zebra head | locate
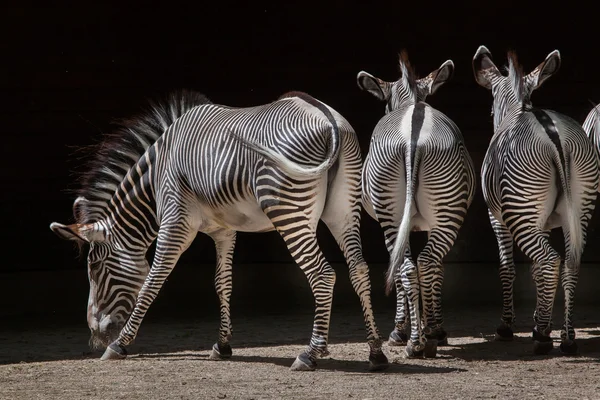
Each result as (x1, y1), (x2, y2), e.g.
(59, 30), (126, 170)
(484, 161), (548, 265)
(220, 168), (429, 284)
(357, 50), (454, 113)
(473, 45), (562, 130)
(50, 212), (149, 350)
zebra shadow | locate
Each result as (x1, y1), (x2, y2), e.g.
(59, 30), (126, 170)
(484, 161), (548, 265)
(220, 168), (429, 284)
(133, 352), (467, 374)
(437, 332), (600, 362)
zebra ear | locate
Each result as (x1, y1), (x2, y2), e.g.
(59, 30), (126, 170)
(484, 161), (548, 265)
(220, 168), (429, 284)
(357, 71), (390, 101)
(420, 59), (454, 96)
(527, 50), (561, 90)
(72, 196), (89, 221)
(50, 222), (105, 243)
(473, 45), (500, 90)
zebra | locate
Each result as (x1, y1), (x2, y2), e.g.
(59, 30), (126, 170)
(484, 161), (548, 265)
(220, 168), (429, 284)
(356, 51), (476, 358)
(50, 89), (389, 371)
(583, 104), (600, 177)
(473, 46), (599, 354)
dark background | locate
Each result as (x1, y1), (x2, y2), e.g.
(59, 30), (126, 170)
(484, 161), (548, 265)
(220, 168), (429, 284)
(2, 2), (600, 320)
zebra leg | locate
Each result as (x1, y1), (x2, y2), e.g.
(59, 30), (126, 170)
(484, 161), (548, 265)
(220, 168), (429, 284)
(559, 214), (588, 355)
(489, 210), (517, 341)
(399, 251), (425, 358)
(559, 257), (579, 355)
(378, 225), (409, 346)
(321, 217), (388, 371)
(422, 231), (448, 347)
(208, 229), (237, 360)
(101, 218), (198, 360)
(417, 227), (458, 358)
(267, 215), (335, 371)
(516, 229), (560, 355)
(390, 270), (410, 346)
(289, 241), (335, 371)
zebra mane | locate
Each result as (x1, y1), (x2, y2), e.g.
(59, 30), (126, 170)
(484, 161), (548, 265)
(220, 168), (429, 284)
(398, 50), (418, 101)
(278, 91), (310, 100)
(507, 51), (525, 104)
(72, 89), (212, 225)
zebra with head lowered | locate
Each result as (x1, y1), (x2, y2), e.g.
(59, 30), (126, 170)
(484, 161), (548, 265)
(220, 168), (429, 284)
(473, 46), (599, 354)
(50, 89), (389, 371)
(357, 51), (476, 358)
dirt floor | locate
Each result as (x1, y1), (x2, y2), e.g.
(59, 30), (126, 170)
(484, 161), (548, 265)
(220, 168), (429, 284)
(1, 305), (600, 400)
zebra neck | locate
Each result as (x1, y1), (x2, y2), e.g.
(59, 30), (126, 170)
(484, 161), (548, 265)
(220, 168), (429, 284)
(104, 146), (159, 250)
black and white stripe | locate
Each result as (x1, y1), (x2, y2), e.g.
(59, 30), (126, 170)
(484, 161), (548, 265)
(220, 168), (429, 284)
(357, 51), (476, 358)
(50, 90), (388, 371)
(473, 46), (599, 354)
(583, 104), (600, 193)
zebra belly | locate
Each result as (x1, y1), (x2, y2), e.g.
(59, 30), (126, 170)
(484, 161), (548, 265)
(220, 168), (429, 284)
(196, 199), (275, 234)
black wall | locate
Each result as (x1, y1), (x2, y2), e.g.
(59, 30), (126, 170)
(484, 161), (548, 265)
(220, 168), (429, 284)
(2, 2), (600, 274)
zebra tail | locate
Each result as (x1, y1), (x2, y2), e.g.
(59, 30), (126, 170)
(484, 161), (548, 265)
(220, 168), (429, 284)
(225, 105), (341, 179)
(385, 146), (421, 295)
(559, 156), (583, 270)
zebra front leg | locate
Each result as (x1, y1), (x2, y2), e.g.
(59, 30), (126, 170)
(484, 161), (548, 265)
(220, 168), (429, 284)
(489, 210), (517, 341)
(321, 217), (388, 371)
(208, 229), (236, 360)
(101, 220), (198, 360)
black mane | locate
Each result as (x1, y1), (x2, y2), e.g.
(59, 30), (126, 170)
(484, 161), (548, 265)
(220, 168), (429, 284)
(72, 89), (211, 224)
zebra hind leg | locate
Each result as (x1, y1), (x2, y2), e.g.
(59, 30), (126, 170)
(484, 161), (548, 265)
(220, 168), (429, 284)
(397, 253), (426, 358)
(271, 223), (335, 371)
(524, 238), (561, 355)
(321, 217), (388, 371)
(559, 231), (581, 355)
(208, 230), (236, 360)
(489, 211), (517, 341)
(388, 274), (409, 347)
(417, 226), (463, 357)
(379, 225), (410, 347)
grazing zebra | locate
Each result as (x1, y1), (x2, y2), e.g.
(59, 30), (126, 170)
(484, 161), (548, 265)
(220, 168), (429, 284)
(357, 51), (476, 358)
(50, 89), (389, 371)
(473, 46), (599, 354)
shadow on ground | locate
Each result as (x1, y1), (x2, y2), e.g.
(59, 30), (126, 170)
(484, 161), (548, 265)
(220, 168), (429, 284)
(2, 306), (599, 366)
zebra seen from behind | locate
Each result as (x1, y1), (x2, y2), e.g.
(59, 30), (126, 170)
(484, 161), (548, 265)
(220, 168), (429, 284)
(357, 51), (476, 358)
(50, 89), (389, 371)
(473, 46), (599, 354)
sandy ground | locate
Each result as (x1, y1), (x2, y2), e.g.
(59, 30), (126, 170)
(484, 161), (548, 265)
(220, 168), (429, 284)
(1, 306), (600, 400)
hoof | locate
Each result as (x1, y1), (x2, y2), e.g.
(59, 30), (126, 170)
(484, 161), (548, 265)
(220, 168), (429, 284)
(404, 340), (424, 358)
(100, 342), (127, 361)
(532, 327), (553, 355)
(388, 328), (408, 346)
(368, 351), (389, 372)
(209, 343), (232, 360)
(423, 338), (438, 358)
(290, 353), (316, 371)
(559, 340), (578, 355)
(495, 325), (514, 342)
